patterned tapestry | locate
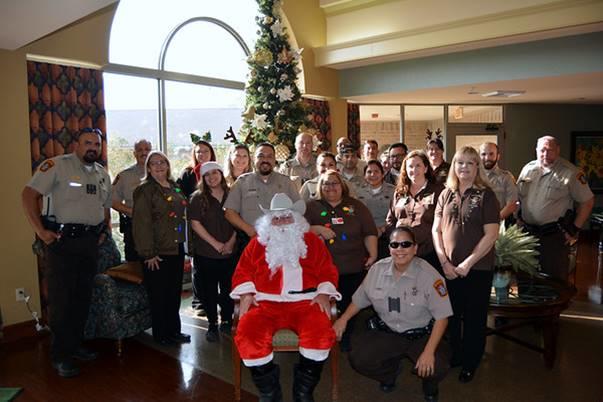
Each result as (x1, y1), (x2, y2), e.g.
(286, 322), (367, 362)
(347, 102), (360, 145)
(303, 98), (331, 151)
(27, 61), (107, 321)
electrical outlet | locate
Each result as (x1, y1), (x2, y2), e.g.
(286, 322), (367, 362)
(15, 288), (26, 302)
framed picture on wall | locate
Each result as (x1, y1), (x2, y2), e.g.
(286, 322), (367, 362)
(571, 131), (603, 193)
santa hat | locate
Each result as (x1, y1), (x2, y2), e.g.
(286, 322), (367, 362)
(200, 161), (223, 176)
(260, 193), (306, 215)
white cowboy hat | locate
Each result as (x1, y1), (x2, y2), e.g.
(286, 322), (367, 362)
(260, 193), (306, 215)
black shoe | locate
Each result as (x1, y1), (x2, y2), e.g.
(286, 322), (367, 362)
(422, 378), (439, 401)
(219, 321), (232, 335)
(206, 326), (219, 343)
(424, 394), (439, 402)
(72, 347), (98, 361)
(156, 337), (174, 346)
(459, 369), (475, 383)
(379, 382), (396, 393)
(52, 359), (80, 378)
(169, 333), (191, 343)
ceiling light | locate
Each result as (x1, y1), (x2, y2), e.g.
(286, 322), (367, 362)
(481, 90), (526, 98)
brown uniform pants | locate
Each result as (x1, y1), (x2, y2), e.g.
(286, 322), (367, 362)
(348, 317), (450, 386)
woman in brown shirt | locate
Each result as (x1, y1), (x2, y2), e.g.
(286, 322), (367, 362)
(188, 162), (236, 342)
(132, 151), (189, 345)
(386, 150), (444, 272)
(432, 146), (500, 383)
(426, 139), (450, 186)
(305, 169), (378, 350)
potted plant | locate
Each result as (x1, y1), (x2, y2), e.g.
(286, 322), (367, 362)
(493, 224), (541, 301)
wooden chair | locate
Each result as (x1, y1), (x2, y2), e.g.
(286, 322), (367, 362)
(232, 301), (339, 401)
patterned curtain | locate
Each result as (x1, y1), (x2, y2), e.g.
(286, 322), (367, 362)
(303, 97), (331, 151)
(27, 61), (107, 171)
(27, 61), (107, 321)
(347, 102), (360, 145)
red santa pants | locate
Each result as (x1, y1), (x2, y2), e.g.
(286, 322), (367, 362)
(235, 300), (335, 366)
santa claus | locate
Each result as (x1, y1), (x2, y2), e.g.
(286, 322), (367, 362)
(231, 193), (341, 402)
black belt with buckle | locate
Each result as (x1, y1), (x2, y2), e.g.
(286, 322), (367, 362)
(42, 217), (105, 238)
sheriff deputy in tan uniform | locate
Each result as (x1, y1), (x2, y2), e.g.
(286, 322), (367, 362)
(21, 128), (111, 378)
(278, 132), (317, 184)
(112, 139), (152, 261)
(479, 142), (518, 221)
(333, 227), (451, 401)
(224, 142), (300, 248)
(517, 135), (594, 281)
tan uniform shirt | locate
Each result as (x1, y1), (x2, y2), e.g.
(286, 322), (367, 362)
(517, 158), (593, 225)
(27, 153), (111, 225)
(485, 166), (518, 209)
(278, 156), (317, 183)
(353, 257), (453, 333)
(224, 171), (300, 226)
(112, 163), (145, 209)
(356, 182), (396, 228)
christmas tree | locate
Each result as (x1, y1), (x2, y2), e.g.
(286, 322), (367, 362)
(241, 0), (309, 154)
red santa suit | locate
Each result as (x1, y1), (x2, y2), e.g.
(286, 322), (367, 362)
(231, 231), (341, 366)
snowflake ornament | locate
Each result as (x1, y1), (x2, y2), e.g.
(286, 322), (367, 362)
(277, 86), (294, 102)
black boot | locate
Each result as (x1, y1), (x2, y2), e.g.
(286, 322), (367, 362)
(422, 378), (439, 402)
(249, 362), (283, 402)
(293, 356), (324, 402)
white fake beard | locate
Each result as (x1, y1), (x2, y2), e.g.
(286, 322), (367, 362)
(255, 210), (309, 274)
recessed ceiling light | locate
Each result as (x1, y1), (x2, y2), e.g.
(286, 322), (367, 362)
(481, 90), (526, 98)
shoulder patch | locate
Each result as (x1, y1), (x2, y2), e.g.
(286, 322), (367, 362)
(577, 171), (587, 185)
(112, 174), (120, 185)
(39, 160), (55, 172)
(433, 279), (448, 297)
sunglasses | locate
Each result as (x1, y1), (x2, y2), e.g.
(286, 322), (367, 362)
(389, 241), (415, 249)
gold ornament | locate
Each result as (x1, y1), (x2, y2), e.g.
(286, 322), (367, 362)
(268, 131), (278, 143)
(242, 105), (256, 120)
(275, 143), (291, 162)
(254, 48), (273, 66)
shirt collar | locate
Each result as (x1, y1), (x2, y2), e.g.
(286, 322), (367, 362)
(385, 257), (419, 280)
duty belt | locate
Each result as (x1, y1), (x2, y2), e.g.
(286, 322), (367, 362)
(43, 218), (105, 238)
(367, 315), (434, 340)
(523, 221), (559, 236)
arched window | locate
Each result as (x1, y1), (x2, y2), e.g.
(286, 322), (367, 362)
(104, 0), (256, 251)
(104, 0), (256, 177)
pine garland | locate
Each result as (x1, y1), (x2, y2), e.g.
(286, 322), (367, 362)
(241, 0), (310, 152)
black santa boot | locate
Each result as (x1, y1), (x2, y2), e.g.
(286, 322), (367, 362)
(249, 362), (283, 402)
(293, 355), (325, 402)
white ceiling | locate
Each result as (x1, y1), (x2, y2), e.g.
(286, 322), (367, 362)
(0, 0), (117, 50)
(1, 0), (601, 109)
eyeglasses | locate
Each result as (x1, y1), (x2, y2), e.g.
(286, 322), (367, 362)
(389, 241), (415, 249)
(321, 181), (341, 187)
(149, 160), (167, 166)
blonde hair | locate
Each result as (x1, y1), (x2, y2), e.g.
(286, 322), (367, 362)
(316, 169), (350, 200)
(224, 143), (252, 184)
(446, 146), (491, 191)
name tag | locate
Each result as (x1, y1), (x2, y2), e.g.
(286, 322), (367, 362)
(69, 182), (82, 187)
(331, 217), (344, 225)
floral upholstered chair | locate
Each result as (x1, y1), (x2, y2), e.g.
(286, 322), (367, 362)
(84, 236), (151, 355)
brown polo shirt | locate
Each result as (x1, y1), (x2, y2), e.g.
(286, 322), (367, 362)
(432, 162), (450, 186)
(435, 187), (500, 271)
(188, 191), (235, 259)
(386, 181), (444, 257)
(305, 196), (378, 275)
